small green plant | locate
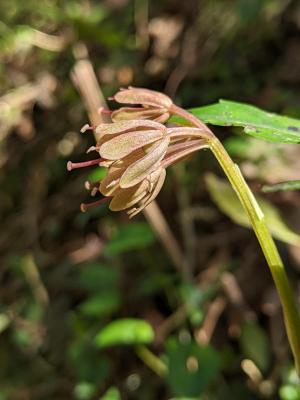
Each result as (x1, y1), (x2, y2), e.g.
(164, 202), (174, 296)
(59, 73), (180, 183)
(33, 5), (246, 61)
(68, 87), (300, 374)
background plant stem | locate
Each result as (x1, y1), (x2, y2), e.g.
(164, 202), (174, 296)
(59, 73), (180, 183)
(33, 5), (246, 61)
(171, 105), (300, 374)
(135, 345), (168, 377)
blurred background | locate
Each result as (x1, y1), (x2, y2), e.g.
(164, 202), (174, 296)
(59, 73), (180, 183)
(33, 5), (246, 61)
(1, 0), (300, 399)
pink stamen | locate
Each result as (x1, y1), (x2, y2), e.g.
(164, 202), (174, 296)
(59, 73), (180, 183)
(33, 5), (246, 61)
(67, 158), (102, 171)
(98, 107), (112, 115)
(80, 197), (108, 212)
(84, 181), (99, 197)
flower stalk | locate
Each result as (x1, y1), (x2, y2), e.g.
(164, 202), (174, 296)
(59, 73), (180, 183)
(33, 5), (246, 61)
(170, 104), (300, 374)
(68, 86), (300, 372)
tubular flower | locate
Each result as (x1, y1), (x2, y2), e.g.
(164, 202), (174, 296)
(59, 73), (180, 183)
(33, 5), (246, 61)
(94, 119), (170, 216)
(67, 91), (210, 217)
(110, 87), (173, 123)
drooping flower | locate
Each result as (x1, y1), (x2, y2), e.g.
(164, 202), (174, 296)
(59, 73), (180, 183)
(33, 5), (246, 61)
(67, 89), (210, 217)
(92, 119), (170, 216)
(100, 161), (167, 217)
(110, 87), (173, 123)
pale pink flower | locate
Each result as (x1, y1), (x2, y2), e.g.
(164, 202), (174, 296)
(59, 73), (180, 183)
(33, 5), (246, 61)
(68, 91), (210, 217)
(110, 87), (172, 123)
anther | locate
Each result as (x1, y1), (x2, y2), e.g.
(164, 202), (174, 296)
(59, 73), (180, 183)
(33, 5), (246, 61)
(91, 187), (98, 197)
(80, 124), (95, 133)
(84, 181), (99, 190)
(80, 197), (108, 212)
(67, 158), (102, 171)
(86, 146), (99, 154)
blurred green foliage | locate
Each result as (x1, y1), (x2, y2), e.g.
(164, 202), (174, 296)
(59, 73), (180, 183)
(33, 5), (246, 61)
(262, 181), (300, 193)
(206, 173), (300, 246)
(166, 339), (221, 397)
(239, 321), (271, 373)
(95, 319), (155, 348)
(1, 0), (300, 399)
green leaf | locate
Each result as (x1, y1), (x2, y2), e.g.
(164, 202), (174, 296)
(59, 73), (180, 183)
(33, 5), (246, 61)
(0, 314), (10, 333)
(68, 343), (109, 383)
(279, 384), (300, 400)
(87, 167), (107, 183)
(100, 387), (121, 400)
(214, 381), (258, 400)
(104, 222), (156, 255)
(166, 339), (221, 397)
(187, 100), (300, 144)
(172, 398), (199, 400)
(77, 264), (120, 317)
(74, 382), (96, 400)
(205, 173), (300, 246)
(262, 180), (300, 193)
(284, 366), (300, 386)
(95, 319), (154, 348)
(240, 321), (271, 373)
(78, 263), (119, 292)
(79, 293), (120, 317)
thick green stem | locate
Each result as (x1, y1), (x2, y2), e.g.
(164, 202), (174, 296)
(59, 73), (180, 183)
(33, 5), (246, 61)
(210, 137), (300, 373)
(170, 104), (300, 373)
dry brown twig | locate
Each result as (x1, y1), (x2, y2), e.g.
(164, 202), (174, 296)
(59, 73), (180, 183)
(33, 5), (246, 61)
(195, 296), (227, 344)
(70, 44), (186, 276)
(0, 74), (57, 142)
(156, 250), (228, 343)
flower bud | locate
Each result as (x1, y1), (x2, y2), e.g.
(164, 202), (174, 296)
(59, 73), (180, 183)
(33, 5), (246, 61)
(111, 87), (173, 123)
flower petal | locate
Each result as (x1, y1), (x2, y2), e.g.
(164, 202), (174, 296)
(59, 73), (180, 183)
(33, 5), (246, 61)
(99, 168), (123, 196)
(128, 169), (166, 217)
(148, 168), (166, 198)
(109, 180), (149, 211)
(111, 107), (169, 123)
(114, 87), (172, 108)
(119, 138), (169, 188)
(99, 130), (164, 160)
(110, 148), (145, 169)
(99, 149), (146, 195)
(99, 159), (114, 168)
(95, 119), (164, 136)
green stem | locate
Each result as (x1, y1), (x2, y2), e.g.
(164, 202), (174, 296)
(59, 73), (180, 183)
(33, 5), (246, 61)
(135, 345), (168, 377)
(210, 137), (300, 373)
(170, 104), (300, 374)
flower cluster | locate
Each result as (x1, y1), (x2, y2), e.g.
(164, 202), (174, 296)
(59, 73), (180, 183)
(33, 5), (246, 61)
(68, 87), (211, 217)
